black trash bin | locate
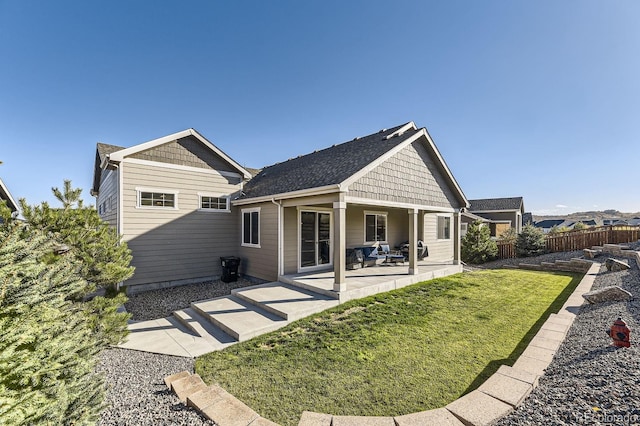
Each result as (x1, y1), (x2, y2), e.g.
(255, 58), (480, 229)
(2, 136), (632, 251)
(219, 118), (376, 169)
(220, 256), (241, 283)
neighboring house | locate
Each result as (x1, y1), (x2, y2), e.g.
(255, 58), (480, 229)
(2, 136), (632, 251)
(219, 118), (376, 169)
(522, 212), (533, 226)
(460, 211), (490, 237)
(533, 219), (565, 234)
(92, 122), (469, 293)
(628, 218), (640, 226)
(0, 177), (19, 215)
(467, 197), (525, 237)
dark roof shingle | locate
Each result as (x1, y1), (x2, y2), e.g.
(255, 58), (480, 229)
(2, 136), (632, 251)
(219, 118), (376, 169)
(240, 124), (418, 199)
(468, 197), (524, 212)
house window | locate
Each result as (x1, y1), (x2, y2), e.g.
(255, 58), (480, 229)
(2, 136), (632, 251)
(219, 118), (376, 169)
(437, 215), (451, 240)
(242, 208), (260, 247)
(365, 212), (387, 242)
(199, 194), (229, 212)
(136, 189), (178, 208)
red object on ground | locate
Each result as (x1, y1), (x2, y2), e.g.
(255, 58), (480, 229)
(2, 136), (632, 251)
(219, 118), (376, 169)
(608, 318), (631, 348)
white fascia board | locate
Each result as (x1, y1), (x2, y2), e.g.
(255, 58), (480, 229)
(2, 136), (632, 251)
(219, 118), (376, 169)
(109, 129), (193, 162)
(340, 127), (469, 210)
(471, 209), (519, 214)
(345, 196), (455, 213)
(384, 121), (417, 139)
(0, 178), (19, 212)
(189, 128), (252, 180)
(231, 184), (342, 206)
(421, 127), (469, 209)
(108, 128), (252, 180)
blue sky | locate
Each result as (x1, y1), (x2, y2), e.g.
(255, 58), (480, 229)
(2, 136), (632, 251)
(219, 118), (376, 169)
(1, 1), (638, 215)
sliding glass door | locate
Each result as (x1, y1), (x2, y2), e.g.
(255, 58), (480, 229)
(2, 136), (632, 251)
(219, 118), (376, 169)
(300, 210), (332, 269)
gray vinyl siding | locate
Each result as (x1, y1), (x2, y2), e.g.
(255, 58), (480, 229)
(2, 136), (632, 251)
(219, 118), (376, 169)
(130, 136), (238, 173)
(121, 160), (241, 288)
(345, 205), (408, 249)
(422, 213), (454, 262)
(348, 140), (459, 209)
(238, 202), (279, 282)
(97, 169), (118, 228)
(283, 207), (298, 275)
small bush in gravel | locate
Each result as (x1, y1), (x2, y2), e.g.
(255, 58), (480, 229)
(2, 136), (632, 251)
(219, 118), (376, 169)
(461, 220), (498, 264)
(516, 223), (547, 257)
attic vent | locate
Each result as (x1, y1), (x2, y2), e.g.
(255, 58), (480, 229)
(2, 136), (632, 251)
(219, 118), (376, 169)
(379, 128), (387, 133)
(353, 136), (360, 141)
(385, 130), (406, 140)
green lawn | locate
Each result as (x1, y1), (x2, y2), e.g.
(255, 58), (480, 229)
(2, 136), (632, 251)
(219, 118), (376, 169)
(195, 269), (581, 426)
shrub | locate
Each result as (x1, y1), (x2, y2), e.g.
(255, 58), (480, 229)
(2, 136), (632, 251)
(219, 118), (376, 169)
(516, 224), (547, 257)
(498, 227), (517, 244)
(573, 222), (588, 230)
(0, 223), (105, 424)
(461, 220), (498, 264)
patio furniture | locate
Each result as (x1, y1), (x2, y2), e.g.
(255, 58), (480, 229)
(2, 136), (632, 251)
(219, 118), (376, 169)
(378, 244), (406, 264)
(346, 248), (365, 270)
(398, 240), (428, 260)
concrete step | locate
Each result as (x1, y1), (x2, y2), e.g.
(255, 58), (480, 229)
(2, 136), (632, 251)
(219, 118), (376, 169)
(173, 308), (237, 346)
(232, 282), (340, 321)
(191, 295), (288, 342)
(279, 275), (341, 300)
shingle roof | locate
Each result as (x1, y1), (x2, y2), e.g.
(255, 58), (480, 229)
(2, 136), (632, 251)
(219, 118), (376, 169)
(92, 143), (125, 195)
(97, 143), (125, 162)
(468, 197), (524, 212)
(240, 124), (419, 199)
(534, 219), (565, 228)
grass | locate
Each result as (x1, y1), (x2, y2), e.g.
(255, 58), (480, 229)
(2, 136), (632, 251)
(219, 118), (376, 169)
(195, 269), (582, 425)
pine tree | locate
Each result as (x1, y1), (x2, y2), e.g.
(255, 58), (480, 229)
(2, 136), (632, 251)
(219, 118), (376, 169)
(19, 180), (133, 345)
(516, 223), (547, 257)
(0, 223), (105, 424)
(461, 220), (498, 264)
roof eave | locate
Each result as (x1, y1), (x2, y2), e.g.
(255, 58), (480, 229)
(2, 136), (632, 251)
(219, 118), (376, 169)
(0, 178), (19, 212)
(232, 184), (343, 206)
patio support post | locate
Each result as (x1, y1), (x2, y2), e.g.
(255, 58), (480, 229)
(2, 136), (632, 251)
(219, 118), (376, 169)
(453, 210), (461, 265)
(332, 195), (347, 292)
(408, 208), (419, 275)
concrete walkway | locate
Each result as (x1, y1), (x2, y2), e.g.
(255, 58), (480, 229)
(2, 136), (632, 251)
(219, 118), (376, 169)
(118, 263), (462, 357)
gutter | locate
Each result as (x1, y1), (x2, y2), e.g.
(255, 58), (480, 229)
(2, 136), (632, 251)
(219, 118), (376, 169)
(232, 184), (341, 206)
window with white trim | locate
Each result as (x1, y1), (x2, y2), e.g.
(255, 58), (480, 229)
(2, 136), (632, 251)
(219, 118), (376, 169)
(137, 189), (178, 208)
(199, 194), (230, 212)
(365, 211), (387, 243)
(437, 215), (451, 240)
(242, 208), (260, 247)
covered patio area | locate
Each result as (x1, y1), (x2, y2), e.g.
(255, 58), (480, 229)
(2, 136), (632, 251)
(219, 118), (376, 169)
(281, 260), (463, 302)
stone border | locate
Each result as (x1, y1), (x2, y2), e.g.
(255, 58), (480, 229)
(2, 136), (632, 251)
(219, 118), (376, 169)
(163, 257), (613, 426)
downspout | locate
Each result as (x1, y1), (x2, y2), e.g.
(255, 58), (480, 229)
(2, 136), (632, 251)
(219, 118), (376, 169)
(113, 160), (124, 290)
(271, 198), (283, 278)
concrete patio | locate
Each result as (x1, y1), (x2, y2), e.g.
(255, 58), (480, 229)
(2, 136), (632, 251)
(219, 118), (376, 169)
(119, 261), (462, 357)
(281, 260), (463, 302)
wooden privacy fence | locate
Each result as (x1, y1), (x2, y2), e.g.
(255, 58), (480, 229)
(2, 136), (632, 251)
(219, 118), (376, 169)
(496, 225), (640, 259)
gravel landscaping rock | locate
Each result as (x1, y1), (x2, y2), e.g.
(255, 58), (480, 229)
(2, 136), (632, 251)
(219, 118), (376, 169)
(125, 278), (261, 321)
(497, 244), (640, 425)
(468, 250), (585, 271)
(97, 348), (214, 426)
(100, 244), (640, 425)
